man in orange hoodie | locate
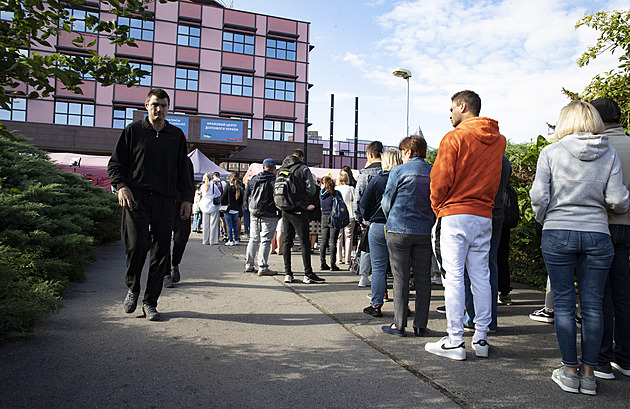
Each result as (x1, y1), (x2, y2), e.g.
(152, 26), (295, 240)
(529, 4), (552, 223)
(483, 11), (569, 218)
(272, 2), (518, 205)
(425, 90), (506, 360)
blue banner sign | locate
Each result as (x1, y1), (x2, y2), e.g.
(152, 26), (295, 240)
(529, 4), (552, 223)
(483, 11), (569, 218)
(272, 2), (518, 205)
(166, 116), (189, 138)
(200, 118), (243, 142)
(144, 114), (190, 138)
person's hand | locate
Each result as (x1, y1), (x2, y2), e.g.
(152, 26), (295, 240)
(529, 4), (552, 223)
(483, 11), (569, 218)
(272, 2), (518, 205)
(117, 187), (135, 210)
(307, 204), (315, 211)
(180, 201), (192, 220)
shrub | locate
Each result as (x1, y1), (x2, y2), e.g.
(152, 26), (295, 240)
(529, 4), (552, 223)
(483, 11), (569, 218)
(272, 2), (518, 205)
(0, 136), (121, 341)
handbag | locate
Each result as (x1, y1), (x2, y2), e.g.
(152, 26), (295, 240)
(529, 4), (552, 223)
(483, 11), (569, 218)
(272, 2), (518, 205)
(219, 204), (229, 213)
(358, 225), (370, 253)
(212, 181), (222, 205)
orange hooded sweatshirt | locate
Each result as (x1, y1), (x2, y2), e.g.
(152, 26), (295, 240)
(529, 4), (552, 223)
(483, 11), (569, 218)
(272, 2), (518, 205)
(430, 116), (506, 219)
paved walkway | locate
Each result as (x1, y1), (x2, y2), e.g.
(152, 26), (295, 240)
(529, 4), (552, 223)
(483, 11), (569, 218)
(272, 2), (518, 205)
(1, 232), (629, 408)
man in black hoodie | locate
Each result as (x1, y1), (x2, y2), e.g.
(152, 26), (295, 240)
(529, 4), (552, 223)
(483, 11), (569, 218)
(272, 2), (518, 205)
(278, 149), (325, 284)
(244, 158), (280, 276)
(108, 88), (193, 321)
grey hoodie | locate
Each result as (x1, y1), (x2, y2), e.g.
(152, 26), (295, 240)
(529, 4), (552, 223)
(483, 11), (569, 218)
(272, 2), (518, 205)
(530, 132), (629, 234)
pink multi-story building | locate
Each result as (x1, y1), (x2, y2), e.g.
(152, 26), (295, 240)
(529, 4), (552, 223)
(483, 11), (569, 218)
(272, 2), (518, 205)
(2, 0), (324, 166)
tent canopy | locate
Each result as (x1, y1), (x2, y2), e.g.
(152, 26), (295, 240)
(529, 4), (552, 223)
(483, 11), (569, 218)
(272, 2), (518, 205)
(188, 148), (231, 181)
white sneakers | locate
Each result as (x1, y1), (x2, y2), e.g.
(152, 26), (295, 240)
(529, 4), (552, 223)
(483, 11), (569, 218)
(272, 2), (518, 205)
(472, 339), (489, 358)
(225, 241), (234, 246)
(358, 275), (371, 287)
(425, 336), (467, 361)
(424, 336), (491, 361)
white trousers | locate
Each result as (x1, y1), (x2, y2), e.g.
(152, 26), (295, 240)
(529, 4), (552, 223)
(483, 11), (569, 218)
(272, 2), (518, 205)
(433, 214), (492, 344)
(203, 210), (220, 245)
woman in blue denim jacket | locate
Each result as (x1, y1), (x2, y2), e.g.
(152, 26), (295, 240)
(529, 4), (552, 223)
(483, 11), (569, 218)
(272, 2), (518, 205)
(380, 136), (435, 337)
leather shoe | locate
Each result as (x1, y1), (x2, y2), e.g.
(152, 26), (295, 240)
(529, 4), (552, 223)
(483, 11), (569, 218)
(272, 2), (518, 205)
(381, 323), (406, 337)
(412, 326), (425, 337)
(320, 264), (331, 270)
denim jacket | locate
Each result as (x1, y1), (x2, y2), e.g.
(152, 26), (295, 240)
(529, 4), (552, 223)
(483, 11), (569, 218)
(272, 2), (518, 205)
(382, 157), (434, 235)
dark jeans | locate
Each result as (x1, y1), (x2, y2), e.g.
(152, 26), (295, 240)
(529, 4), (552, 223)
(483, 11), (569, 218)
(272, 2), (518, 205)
(320, 214), (339, 267)
(599, 224), (630, 368)
(542, 229), (613, 367)
(282, 209), (313, 275)
(122, 190), (175, 307)
(386, 232), (432, 330)
(464, 216), (503, 331)
(168, 203), (191, 268)
(497, 224), (513, 295)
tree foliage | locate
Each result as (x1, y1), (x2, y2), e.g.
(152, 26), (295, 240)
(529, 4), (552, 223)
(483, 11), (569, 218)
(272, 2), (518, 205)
(0, 136), (121, 341)
(0, 0), (165, 138)
(564, 10), (630, 128)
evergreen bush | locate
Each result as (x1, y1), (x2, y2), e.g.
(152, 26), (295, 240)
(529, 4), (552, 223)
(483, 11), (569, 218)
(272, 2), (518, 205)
(0, 136), (120, 342)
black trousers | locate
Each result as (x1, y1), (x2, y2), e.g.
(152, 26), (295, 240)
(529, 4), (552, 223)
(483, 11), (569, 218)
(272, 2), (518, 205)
(282, 209), (313, 275)
(320, 214), (338, 266)
(169, 202), (191, 268)
(122, 190), (175, 307)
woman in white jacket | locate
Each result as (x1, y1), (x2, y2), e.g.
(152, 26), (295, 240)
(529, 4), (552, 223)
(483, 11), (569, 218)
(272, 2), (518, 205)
(199, 172), (222, 245)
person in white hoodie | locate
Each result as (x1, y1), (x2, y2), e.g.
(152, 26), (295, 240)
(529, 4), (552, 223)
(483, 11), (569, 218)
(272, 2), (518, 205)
(530, 100), (629, 396)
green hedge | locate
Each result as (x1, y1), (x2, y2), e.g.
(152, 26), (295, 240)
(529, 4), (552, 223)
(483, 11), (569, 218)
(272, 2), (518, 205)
(0, 136), (121, 342)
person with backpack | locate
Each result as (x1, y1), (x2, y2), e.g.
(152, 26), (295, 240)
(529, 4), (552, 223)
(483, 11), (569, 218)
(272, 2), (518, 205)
(244, 158), (280, 276)
(199, 172), (223, 245)
(274, 149), (325, 284)
(319, 176), (341, 271)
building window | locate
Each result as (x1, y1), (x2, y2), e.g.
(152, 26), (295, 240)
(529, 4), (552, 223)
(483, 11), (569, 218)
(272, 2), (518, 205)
(266, 39), (296, 61)
(54, 101), (94, 126)
(113, 107), (137, 129)
(265, 79), (295, 102)
(263, 120), (293, 141)
(222, 32), (254, 55)
(130, 62), (152, 87)
(221, 74), (253, 97)
(177, 25), (200, 47)
(175, 68), (198, 91)
(64, 8), (99, 33)
(230, 117), (251, 139)
(0, 98), (26, 121)
(118, 17), (154, 41)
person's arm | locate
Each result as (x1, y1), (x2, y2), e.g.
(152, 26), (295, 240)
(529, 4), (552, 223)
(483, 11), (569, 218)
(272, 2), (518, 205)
(430, 134), (458, 215)
(381, 169), (398, 217)
(604, 149), (630, 214)
(359, 180), (375, 222)
(353, 173), (367, 223)
(107, 127), (135, 210)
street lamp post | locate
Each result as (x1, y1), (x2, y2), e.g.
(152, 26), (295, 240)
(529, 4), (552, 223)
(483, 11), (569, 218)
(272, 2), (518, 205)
(393, 68), (412, 137)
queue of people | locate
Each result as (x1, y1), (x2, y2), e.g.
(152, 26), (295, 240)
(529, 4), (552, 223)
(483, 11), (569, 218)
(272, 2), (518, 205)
(109, 88), (630, 397)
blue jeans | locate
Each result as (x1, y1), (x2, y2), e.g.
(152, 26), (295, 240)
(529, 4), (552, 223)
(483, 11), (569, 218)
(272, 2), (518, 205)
(368, 223), (388, 307)
(542, 229), (613, 367)
(464, 216), (503, 331)
(599, 224), (630, 367)
(224, 212), (239, 242)
(243, 207), (250, 235)
(193, 212), (202, 231)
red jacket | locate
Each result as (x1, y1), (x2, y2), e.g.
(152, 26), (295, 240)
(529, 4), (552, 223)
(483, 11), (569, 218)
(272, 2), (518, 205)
(430, 116), (506, 219)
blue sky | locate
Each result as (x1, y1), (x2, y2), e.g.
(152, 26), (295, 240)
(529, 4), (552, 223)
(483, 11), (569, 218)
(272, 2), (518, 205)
(231, 0), (629, 149)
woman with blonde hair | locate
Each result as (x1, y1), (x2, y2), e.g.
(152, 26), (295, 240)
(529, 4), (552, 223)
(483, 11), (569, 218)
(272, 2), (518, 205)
(336, 169), (356, 265)
(531, 100), (629, 395)
(360, 149), (403, 317)
(199, 172), (222, 245)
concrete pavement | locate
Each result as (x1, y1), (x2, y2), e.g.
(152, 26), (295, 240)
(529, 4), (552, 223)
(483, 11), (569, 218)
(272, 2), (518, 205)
(1, 232), (629, 408)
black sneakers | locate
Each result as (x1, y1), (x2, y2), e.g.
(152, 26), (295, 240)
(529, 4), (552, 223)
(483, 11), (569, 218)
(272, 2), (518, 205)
(303, 273), (326, 284)
(320, 263), (331, 270)
(172, 265), (181, 283)
(142, 303), (160, 321)
(363, 304), (383, 317)
(123, 290), (139, 313)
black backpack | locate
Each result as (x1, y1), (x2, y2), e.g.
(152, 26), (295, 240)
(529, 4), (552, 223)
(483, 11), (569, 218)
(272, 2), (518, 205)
(274, 165), (301, 211)
(248, 176), (275, 217)
(503, 183), (520, 229)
